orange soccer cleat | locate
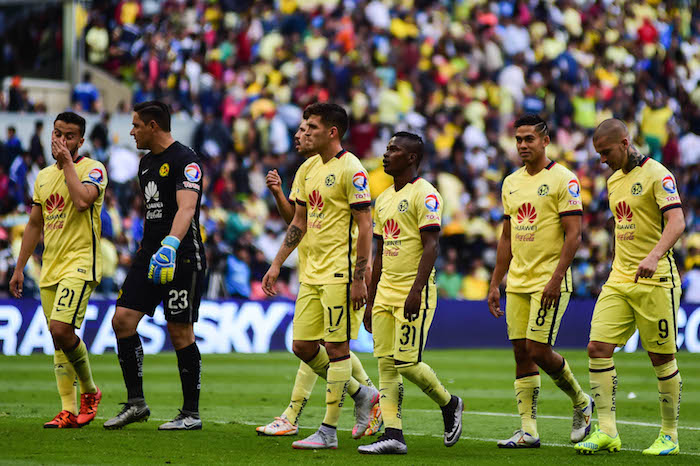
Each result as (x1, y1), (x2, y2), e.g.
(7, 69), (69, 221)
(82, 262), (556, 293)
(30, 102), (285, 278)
(44, 410), (79, 429)
(77, 387), (102, 426)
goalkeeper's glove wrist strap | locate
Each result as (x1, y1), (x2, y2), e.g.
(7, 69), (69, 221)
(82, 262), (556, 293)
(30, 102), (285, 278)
(162, 235), (180, 250)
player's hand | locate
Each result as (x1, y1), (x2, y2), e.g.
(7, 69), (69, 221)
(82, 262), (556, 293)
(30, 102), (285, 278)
(541, 277), (562, 310)
(148, 235), (179, 285)
(9, 269), (24, 298)
(266, 170), (283, 195)
(262, 264), (280, 297)
(51, 137), (72, 166)
(350, 279), (367, 310)
(363, 305), (373, 333)
(635, 253), (659, 282)
(403, 289), (421, 322)
(488, 286), (503, 318)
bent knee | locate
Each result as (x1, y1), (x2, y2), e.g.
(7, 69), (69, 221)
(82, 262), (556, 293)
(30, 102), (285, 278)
(293, 341), (318, 361)
(587, 341), (615, 358)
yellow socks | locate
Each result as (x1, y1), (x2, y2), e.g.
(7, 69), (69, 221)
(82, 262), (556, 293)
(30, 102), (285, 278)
(378, 357), (403, 430)
(350, 351), (374, 388)
(396, 362), (451, 407)
(322, 355), (352, 427)
(282, 361), (318, 425)
(64, 338), (97, 394)
(550, 358), (588, 408)
(654, 359), (682, 442)
(54, 350), (77, 415)
(514, 373), (540, 437)
(589, 357), (617, 437)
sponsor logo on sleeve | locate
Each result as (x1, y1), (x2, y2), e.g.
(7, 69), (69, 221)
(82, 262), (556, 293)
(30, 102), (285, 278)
(352, 171), (368, 191)
(662, 175), (676, 194)
(425, 193), (440, 212)
(88, 168), (104, 184)
(184, 163), (202, 183)
(567, 179), (580, 197)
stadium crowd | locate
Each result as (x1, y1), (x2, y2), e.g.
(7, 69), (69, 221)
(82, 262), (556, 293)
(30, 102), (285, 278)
(1, 0), (699, 301)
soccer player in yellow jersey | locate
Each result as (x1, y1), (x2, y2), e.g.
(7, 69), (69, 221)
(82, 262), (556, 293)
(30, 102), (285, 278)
(574, 119), (685, 456)
(488, 114), (592, 447)
(256, 120), (380, 437)
(262, 103), (380, 449)
(358, 132), (464, 455)
(10, 112), (107, 428)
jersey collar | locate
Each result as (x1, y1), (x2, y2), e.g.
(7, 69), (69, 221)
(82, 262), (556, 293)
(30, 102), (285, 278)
(334, 149), (347, 159)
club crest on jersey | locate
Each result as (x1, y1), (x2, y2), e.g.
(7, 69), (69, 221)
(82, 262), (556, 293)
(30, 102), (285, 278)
(88, 168), (104, 184)
(567, 179), (580, 198)
(538, 184), (549, 196)
(398, 199), (409, 213)
(615, 201), (633, 222)
(662, 175), (676, 194)
(517, 203), (537, 224)
(184, 163), (202, 182)
(352, 172), (368, 191)
(325, 174), (336, 187)
(631, 182), (643, 196)
(159, 163), (170, 177)
(425, 193), (440, 212)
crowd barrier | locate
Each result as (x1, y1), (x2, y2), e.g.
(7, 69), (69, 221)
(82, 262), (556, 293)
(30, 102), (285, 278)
(1, 299), (698, 355)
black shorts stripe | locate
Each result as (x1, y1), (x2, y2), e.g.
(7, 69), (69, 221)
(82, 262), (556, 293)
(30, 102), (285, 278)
(589, 366), (615, 373)
(71, 281), (89, 327)
(188, 270), (197, 322)
(346, 282), (351, 341)
(516, 371), (540, 379)
(417, 287), (429, 363)
(658, 369), (679, 381)
(662, 214), (679, 349)
(547, 300), (560, 346)
(347, 210), (353, 342)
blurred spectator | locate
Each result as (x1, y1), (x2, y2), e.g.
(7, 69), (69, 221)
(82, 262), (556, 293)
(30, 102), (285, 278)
(90, 112), (111, 162)
(225, 245), (252, 299)
(437, 260), (463, 299)
(4, 126), (23, 167)
(86, 17), (109, 65)
(72, 72), (100, 113)
(29, 120), (45, 163)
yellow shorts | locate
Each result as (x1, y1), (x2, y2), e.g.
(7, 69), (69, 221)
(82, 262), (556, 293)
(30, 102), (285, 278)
(40, 278), (97, 329)
(372, 303), (436, 364)
(506, 291), (571, 345)
(590, 282), (681, 354)
(292, 283), (362, 343)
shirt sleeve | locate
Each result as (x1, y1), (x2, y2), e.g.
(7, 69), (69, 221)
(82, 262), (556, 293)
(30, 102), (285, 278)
(175, 147), (203, 192)
(558, 173), (583, 216)
(653, 167), (682, 213)
(417, 185), (442, 231)
(31, 175), (42, 206)
(345, 158), (371, 209)
(372, 198), (382, 238)
(501, 179), (511, 219)
(82, 161), (108, 193)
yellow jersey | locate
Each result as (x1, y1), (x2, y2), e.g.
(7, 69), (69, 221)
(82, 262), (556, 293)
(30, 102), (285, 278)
(502, 161), (582, 293)
(295, 150), (371, 284)
(372, 177), (441, 308)
(288, 157), (314, 277)
(607, 157), (681, 287)
(32, 156), (107, 287)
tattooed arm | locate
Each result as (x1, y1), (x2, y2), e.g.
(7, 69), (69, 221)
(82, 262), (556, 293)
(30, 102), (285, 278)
(350, 205), (372, 310)
(262, 204), (307, 296)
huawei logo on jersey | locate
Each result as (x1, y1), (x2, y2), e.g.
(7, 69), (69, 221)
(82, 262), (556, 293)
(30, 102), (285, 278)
(384, 219), (400, 239)
(615, 201), (633, 222)
(46, 193), (65, 213)
(145, 181), (160, 202)
(516, 203), (537, 224)
(309, 190), (324, 211)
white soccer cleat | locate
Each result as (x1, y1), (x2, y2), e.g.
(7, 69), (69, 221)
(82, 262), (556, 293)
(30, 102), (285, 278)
(357, 434), (407, 455)
(352, 386), (381, 439)
(256, 415), (298, 436)
(442, 395), (464, 447)
(292, 428), (338, 450)
(571, 394), (595, 443)
(497, 429), (541, 448)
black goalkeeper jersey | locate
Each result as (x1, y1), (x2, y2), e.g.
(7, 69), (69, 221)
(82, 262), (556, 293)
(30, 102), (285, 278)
(136, 141), (206, 271)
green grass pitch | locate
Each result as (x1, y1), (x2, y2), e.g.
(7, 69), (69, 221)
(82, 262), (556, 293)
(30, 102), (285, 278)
(1, 349), (698, 464)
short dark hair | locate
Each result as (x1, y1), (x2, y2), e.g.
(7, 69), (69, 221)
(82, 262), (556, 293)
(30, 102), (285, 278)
(54, 112), (86, 137)
(393, 131), (425, 166)
(514, 113), (549, 138)
(134, 101), (171, 132)
(303, 102), (348, 138)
